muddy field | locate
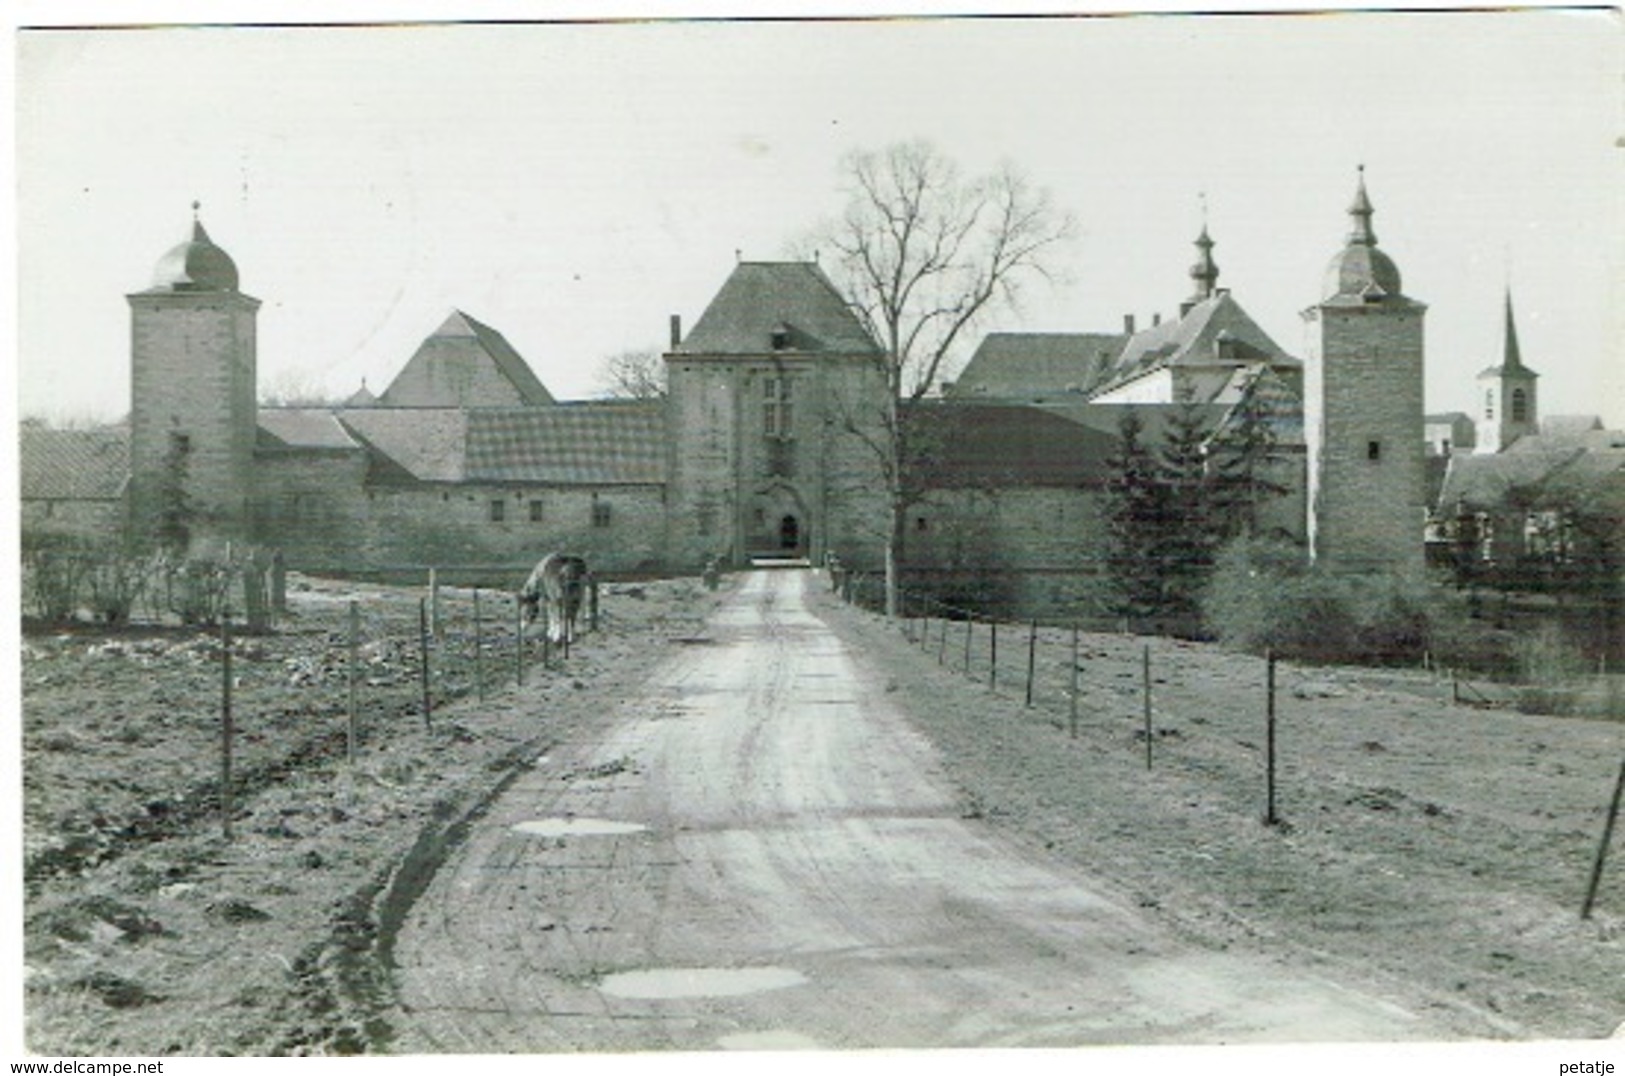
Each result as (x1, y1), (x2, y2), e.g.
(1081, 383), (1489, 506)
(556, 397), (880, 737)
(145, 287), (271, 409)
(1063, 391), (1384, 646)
(20, 573), (723, 1054)
(17, 569), (1625, 1053)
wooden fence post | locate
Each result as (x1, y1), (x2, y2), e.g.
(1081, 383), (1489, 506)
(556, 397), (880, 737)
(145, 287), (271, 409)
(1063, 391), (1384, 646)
(964, 617), (973, 677)
(589, 576), (599, 632)
(938, 613), (948, 665)
(473, 588), (485, 702)
(1265, 647), (1279, 826)
(1069, 624), (1079, 739)
(429, 567), (442, 640)
(347, 600), (359, 765)
(1025, 620), (1038, 708)
(990, 620), (999, 692)
(515, 597), (525, 687)
(270, 550), (286, 621)
(220, 616), (234, 841)
(418, 597), (432, 730)
(1143, 643), (1153, 771)
(1582, 758), (1625, 919)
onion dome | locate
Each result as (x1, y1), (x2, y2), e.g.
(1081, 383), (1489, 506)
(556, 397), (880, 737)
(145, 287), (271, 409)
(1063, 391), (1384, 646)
(149, 203), (240, 292)
(1188, 223), (1219, 303)
(1321, 167), (1403, 302)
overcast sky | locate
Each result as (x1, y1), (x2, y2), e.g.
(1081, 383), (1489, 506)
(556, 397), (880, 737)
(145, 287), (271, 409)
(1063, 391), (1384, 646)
(13, 6), (1623, 428)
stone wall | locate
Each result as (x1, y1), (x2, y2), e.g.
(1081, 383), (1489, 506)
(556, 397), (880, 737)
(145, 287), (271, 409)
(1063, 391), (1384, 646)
(127, 292), (259, 552)
(1304, 302), (1425, 574)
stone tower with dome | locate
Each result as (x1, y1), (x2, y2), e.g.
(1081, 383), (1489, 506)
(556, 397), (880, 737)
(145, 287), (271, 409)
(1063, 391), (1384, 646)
(1301, 169), (1427, 572)
(126, 205), (261, 553)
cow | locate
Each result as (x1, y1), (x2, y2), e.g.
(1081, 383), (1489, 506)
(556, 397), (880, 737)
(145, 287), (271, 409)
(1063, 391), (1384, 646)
(519, 553), (591, 645)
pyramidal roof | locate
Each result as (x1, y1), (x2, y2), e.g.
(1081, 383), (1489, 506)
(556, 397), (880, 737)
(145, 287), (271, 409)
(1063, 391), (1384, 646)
(674, 261), (882, 356)
(379, 309), (555, 408)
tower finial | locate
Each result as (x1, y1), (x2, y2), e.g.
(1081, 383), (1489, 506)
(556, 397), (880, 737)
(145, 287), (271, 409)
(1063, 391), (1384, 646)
(1346, 165), (1376, 247)
(192, 199), (201, 220)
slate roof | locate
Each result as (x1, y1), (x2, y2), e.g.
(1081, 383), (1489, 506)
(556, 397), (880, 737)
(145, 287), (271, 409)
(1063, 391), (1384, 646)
(909, 402), (1120, 488)
(339, 408), (470, 483)
(1093, 291), (1298, 399)
(257, 409), (361, 451)
(379, 310), (555, 407)
(1437, 429), (1625, 513)
(19, 426), (129, 500)
(675, 262), (882, 356)
(949, 333), (1126, 400)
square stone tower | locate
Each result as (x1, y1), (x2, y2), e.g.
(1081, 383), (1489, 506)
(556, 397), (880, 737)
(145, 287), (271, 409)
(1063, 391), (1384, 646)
(664, 260), (890, 569)
(126, 209), (260, 554)
(1302, 171), (1427, 574)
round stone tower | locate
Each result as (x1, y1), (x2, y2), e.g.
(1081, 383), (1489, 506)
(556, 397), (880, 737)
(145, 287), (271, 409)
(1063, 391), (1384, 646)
(1301, 169), (1427, 573)
(126, 205), (260, 554)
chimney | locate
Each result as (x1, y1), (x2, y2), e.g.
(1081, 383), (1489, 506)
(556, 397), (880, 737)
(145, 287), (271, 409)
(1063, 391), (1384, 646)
(1124, 314), (1136, 335)
(669, 314), (682, 349)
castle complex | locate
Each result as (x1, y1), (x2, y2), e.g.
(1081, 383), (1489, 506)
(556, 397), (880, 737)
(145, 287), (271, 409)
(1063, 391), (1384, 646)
(23, 172), (1616, 618)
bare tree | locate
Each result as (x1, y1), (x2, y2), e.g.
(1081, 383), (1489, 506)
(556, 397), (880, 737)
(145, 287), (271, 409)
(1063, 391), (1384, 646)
(597, 348), (667, 401)
(816, 140), (1075, 615)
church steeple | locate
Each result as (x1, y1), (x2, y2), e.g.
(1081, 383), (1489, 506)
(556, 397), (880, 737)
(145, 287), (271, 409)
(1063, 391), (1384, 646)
(1475, 286), (1539, 454)
(1501, 287), (1526, 372)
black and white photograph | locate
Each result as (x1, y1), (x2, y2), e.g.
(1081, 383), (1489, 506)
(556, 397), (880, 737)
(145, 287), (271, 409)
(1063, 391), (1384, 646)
(8, 1), (1623, 1069)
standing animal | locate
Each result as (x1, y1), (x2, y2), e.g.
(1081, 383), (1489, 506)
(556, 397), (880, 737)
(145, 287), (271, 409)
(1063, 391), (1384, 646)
(519, 553), (590, 644)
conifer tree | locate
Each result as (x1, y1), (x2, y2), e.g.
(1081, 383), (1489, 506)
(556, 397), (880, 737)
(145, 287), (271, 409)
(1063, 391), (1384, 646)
(1156, 389), (1218, 617)
(1104, 406), (1165, 622)
(1209, 378), (1287, 541)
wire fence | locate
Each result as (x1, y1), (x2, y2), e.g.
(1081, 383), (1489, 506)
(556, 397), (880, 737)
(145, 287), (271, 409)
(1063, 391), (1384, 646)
(828, 565), (1625, 919)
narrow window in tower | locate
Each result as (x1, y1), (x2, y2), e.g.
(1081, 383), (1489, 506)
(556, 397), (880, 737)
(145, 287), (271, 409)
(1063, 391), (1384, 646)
(1485, 390), (1495, 421)
(1511, 388), (1528, 423)
(1367, 440), (1382, 462)
(169, 432), (191, 456)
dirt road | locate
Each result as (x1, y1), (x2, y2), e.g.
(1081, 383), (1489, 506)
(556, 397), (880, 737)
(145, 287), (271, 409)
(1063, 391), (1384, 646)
(389, 569), (1447, 1051)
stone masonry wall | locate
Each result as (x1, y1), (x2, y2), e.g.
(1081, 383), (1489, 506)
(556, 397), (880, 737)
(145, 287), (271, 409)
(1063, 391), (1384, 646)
(1305, 303), (1425, 574)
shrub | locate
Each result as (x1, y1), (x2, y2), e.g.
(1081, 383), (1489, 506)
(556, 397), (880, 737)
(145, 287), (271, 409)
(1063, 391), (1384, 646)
(1202, 535), (1445, 666)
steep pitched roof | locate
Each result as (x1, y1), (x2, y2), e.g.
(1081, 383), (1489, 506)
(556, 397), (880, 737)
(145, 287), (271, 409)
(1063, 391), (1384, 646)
(1092, 291), (1298, 399)
(378, 310), (555, 408)
(909, 402), (1120, 488)
(465, 404), (666, 485)
(19, 426), (129, 500)
(950, 333), (1126, 400)
(675, 262), (881, 356)
(1435, 429), (1625, 512)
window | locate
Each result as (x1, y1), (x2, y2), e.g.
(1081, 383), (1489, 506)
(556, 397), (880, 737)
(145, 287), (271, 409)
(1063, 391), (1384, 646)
(528, 500), (544, 523)
(1511, 388), (1528, 423)
(168, 432), (191, 456)
(915, 516), (929, 532)
(489, 499), (506, 523)
(763, 377), (794, 439)
(1485, 389), (1495, 421)
(592, 500), (612, 528)
(1367, 440), (1382, 462)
